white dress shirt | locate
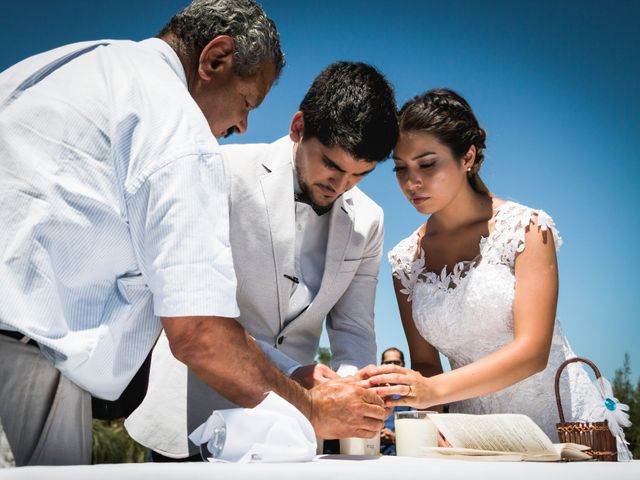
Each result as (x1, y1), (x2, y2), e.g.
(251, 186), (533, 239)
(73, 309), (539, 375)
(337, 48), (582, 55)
(0, 38), (239, 400)
(287, 168), (330, 323)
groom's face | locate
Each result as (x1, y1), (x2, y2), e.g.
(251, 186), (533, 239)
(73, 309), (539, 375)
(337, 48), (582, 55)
(293, 137), (376, 208)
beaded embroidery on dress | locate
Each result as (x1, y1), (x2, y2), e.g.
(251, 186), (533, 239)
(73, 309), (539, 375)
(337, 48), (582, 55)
(389, 201), (601, 440)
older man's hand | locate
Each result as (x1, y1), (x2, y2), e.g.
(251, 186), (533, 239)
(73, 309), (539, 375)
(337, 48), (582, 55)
(308, 377), (386, 439)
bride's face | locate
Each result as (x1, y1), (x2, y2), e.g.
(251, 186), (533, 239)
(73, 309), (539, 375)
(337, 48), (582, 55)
(393, 131), (469, 215)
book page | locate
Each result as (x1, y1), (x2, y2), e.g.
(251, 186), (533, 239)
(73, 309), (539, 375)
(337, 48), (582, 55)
(428, 414), (556, 454)
(420, 447), (528, 462)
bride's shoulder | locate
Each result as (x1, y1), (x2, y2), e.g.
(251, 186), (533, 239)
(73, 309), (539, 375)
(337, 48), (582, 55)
(494, 199), (557, 226)
(491, 198), (563, 252)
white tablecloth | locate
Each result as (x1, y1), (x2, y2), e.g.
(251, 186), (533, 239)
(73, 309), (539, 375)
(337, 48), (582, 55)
(0, 455), (638, 480)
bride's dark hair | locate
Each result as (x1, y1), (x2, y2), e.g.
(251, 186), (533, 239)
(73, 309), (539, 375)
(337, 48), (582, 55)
(398, 88), (490, 196)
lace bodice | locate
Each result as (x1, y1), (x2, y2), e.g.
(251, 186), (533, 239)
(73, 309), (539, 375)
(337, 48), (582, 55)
(389, 201), (600, 439)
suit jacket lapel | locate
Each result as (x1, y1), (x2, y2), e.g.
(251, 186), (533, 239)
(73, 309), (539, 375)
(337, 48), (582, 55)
(259, 138), (296, 329)
(279, 192), (355, 335)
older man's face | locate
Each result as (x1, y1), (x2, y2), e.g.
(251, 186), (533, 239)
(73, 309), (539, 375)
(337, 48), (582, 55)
(195, 61), (276, 139)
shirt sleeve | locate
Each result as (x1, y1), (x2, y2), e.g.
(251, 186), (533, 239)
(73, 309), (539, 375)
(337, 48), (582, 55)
(254, 339), (302, 376)
(126, 152), (240, 318)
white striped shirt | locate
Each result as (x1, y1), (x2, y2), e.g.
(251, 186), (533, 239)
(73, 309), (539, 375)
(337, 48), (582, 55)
(0, 38), (239, 400)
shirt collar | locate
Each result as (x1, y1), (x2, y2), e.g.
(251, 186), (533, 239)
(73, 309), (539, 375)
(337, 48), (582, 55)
(290, 142), (302, 195)
(139, 38), (188, 88)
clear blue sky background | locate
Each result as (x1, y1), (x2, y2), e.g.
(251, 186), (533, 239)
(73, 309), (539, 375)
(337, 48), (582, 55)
(2, 1), (638, 382)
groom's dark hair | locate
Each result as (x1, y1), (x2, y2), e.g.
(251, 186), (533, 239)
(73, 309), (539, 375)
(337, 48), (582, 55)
(299, 62), (398, 163)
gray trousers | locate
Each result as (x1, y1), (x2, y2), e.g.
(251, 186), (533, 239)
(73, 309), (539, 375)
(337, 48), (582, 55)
(0, 335), (92, 465)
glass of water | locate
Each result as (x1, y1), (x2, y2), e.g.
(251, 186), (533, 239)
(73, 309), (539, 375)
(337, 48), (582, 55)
(198, 412), (227, 461)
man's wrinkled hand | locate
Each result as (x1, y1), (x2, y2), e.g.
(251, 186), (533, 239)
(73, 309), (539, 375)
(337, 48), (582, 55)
(308, 377), (386, 439)
(291, 363), (339, 389)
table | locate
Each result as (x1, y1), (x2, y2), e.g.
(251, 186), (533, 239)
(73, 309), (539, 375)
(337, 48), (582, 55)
(1, 455), (638, 480)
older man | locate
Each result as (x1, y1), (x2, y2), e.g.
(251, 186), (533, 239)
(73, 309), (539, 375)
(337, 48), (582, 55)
(0, 0), (385, 466)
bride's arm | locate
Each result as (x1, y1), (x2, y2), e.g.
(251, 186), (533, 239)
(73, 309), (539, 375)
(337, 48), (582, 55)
(370, 215), (558, 409)
(392, 276), (445, 411)
(394, 276), (443, 380)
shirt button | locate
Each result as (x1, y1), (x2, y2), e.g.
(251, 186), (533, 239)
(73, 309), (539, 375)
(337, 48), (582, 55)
(277, 336), (285, 345)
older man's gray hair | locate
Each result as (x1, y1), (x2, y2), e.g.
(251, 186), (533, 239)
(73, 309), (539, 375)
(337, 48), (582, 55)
(159, 0), (285, 78)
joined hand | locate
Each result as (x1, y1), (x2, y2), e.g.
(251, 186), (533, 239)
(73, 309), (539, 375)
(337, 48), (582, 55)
(355, 364), (435, 409)
(309, 376), (386, 439)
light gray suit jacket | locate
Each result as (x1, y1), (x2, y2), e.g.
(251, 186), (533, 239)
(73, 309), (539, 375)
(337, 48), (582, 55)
(125, 136), (383, 457)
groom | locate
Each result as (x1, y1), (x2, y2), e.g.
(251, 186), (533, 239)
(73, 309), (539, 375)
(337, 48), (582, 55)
(126, 61), (399, 459)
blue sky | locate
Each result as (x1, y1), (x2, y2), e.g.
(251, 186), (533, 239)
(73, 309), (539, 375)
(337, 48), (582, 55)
(2, 1), (638, 382)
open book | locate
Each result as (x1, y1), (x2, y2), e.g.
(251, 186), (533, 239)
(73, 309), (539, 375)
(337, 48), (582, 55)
(422, 413), (592, 462)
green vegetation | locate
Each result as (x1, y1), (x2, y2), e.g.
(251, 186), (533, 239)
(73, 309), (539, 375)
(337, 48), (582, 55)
(92, 419), (146, 464)
(316, 346), (332, 367)
(612, 352), (640, 458)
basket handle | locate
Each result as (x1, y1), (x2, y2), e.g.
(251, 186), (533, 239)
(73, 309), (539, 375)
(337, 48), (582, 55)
(555, 356), (601, 424)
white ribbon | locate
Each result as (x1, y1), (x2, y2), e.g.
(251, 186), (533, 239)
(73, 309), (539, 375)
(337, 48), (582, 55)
(590, 376), (633, 461)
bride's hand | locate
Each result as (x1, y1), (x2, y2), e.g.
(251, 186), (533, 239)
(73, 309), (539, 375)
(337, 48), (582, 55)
(363, 364), (434, 409)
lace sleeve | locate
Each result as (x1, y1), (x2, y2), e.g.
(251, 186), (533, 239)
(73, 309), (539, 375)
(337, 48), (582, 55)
(489, 203), (563, 269)
(516, 208), (563, 254)
(388, 231), (424, 301)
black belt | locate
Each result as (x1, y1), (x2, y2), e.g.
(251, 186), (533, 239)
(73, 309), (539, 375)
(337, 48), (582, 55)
(0, 329), (38, 347)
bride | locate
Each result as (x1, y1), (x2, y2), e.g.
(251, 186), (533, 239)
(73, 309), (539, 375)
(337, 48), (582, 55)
(365, 88), (603, 442)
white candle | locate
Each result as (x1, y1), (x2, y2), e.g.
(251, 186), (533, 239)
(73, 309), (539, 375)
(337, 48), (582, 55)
(339, 435), (380, 455)
(315, 437), (324, 455)
(395, 412), (438, 457)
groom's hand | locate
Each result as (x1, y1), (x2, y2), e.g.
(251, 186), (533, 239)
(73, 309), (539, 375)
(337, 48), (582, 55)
(351, 364), (379, 383)
(291, 363), (339, 389)
(309, 377), (386, 439)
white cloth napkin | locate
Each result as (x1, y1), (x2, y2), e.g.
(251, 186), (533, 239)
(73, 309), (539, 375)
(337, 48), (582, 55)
(189, 391), (316, 463)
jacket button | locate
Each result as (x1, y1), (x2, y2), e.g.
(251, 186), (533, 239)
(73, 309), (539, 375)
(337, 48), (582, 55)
(277, 336), (284, 345)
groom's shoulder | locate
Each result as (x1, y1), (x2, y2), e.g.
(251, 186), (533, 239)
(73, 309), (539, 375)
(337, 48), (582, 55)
(346, 186), (383, 221)
(220, 141), (271, 164)
(221, 136), (289, 176)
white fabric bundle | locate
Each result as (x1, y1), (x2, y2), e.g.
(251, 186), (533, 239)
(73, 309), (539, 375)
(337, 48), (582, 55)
(189, 391), (316, 463)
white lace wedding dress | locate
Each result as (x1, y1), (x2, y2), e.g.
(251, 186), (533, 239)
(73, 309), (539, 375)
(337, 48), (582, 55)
(389, 201), (601, 440)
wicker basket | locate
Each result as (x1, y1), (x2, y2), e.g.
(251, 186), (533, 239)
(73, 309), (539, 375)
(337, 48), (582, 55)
(555, 357), (618, 461)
